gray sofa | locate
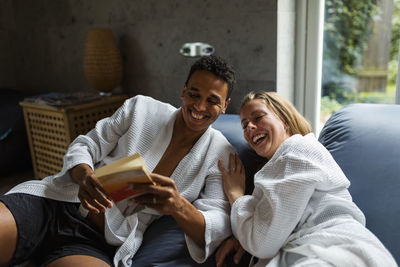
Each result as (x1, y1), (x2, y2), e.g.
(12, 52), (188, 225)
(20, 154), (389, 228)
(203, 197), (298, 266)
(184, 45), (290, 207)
(213, 103), (399, 264)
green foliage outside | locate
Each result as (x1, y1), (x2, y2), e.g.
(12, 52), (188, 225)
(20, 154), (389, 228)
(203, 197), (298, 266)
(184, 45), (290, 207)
(388, 0), (400, 84)
(321, 88), (396, 123)
(321, 0), (400, 121)
(324, 0), (378, 75)
(321, 96), (342, 120)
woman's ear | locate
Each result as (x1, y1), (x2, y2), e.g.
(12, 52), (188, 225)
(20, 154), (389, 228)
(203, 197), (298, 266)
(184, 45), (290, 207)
(284, 123), (291, 135)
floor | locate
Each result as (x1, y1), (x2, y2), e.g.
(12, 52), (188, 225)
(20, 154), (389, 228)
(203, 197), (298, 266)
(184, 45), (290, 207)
(0, 169), (35, 195)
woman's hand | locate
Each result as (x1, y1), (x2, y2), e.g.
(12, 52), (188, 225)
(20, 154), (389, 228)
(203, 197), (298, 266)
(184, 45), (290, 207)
(216, 236), (246, 267)
(218, 153), (246, 205)
(69, 163), (112, 214)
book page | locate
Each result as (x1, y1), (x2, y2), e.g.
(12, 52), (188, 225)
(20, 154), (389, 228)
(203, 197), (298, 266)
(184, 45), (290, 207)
(94, 153), (153, 202)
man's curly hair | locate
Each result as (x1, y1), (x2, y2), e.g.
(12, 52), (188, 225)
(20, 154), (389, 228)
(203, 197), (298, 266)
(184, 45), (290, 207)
(185, 55), (236, 99)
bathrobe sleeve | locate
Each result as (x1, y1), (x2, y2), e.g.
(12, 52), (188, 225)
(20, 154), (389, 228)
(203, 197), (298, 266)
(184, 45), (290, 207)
(62, 96), (140, 171)
(181, 131), (235, 263)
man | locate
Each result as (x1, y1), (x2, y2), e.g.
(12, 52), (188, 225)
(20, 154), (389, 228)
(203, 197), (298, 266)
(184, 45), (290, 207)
(0, 55), (236, 266)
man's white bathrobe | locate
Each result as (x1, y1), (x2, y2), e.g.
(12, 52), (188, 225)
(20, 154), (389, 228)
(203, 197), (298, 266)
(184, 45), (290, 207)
(7, 95), (235, 266)
(231, 134), (397, 267)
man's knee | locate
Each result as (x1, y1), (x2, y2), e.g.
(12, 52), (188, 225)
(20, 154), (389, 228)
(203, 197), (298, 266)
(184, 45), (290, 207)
(0, 201), (18, 265)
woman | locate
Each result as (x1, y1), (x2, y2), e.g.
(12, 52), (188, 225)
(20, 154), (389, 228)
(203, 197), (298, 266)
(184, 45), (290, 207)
(216, 91), (396, 266)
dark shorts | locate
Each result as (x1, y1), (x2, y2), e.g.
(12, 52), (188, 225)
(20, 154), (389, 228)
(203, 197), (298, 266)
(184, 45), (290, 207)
(0, 193), (116, 267)
(132, 215), (252, 267)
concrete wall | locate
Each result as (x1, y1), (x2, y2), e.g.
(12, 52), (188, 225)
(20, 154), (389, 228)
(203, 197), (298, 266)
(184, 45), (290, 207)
(0, 0), (277, 113)
(0, 0), (16, 89)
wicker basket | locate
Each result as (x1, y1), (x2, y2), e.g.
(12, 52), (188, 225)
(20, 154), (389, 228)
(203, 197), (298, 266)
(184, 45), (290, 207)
(20, 95), (128, 179)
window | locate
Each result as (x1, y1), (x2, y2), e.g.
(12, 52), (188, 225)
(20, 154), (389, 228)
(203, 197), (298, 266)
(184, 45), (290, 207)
(320, 0), (400, 129)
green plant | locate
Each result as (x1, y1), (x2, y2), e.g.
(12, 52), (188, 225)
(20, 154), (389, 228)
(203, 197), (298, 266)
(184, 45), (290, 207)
(321, 96), (342, 116)
(324, 0), (378, 75)
(320, 89), (395, 125)
(322, 81), (349, 102)
(390, 0), (400, 61)
(388, 0), (400, 84)
(355, 91), (396, 104)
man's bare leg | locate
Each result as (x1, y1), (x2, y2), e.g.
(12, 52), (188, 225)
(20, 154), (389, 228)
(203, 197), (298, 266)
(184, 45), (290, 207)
(46, 255), (111, 267)
(0, 201), (18, 266)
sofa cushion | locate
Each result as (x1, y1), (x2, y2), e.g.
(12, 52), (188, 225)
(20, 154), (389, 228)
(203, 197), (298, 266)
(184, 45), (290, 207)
(318, 103), (400, 263)
(131, 215), (216, 266)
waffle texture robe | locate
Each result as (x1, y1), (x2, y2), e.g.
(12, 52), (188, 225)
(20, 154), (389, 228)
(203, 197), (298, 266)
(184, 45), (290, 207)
(7, 95), (234, 266)
(231, 134), (397, 267)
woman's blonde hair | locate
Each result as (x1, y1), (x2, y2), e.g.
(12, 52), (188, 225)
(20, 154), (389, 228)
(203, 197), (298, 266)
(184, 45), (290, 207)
(240, 91), (312, 136)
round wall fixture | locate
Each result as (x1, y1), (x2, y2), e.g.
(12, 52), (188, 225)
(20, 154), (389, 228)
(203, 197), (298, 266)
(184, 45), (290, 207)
(179, 42), (215, 57)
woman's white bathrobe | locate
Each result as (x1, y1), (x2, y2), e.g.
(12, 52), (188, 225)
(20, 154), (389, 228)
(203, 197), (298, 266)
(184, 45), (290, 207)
(231, 134), (397, 267)
(7, 95), (235, 266)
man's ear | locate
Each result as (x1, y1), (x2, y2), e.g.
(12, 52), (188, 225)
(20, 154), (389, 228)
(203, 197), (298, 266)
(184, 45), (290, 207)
(222, 98), (231, 114)
(181, 85), (187, 98)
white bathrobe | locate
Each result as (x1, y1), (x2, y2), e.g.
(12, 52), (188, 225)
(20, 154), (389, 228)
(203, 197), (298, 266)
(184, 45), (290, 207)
(231, 134), (397, 267)
(7, 95), (235, 266)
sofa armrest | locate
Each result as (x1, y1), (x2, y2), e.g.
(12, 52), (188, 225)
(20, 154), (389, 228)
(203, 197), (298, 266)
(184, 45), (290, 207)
(318, 103), (400, 263)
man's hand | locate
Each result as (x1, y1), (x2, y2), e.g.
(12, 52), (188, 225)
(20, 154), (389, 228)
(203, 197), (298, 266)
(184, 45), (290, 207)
(216, 236), (245, 267)
(69, 163), (112, 214)
(132, 173), (206, 246)
(129, 173), (186, 215)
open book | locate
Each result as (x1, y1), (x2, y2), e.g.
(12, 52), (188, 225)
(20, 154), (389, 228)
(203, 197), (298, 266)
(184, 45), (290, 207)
(94, 153), (154, 202)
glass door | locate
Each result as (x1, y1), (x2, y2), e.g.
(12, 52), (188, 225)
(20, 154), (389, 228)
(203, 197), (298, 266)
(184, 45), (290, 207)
(320, 0), (400, 128)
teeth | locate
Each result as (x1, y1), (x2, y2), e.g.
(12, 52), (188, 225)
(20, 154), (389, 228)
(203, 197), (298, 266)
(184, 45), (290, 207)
(191, 111), (205, 120)
(252, 134), (266, 144)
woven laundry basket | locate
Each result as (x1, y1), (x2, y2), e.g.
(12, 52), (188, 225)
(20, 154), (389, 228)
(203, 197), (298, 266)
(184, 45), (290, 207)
(20, 95), (128, 178)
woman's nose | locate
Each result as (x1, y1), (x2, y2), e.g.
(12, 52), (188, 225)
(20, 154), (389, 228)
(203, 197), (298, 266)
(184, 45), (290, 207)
(246, 121), (256, 130)
(243, 121), (256, 134)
